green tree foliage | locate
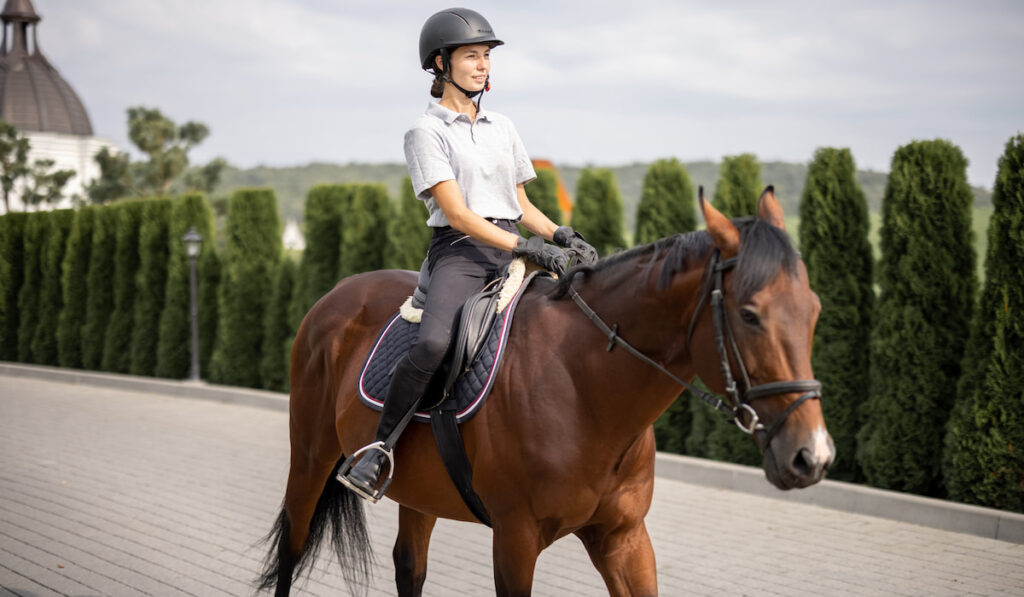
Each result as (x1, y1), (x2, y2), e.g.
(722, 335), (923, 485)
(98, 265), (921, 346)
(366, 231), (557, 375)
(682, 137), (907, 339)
(181, 158), (227, 195)
(129, 199), (173, 376)
(340, 184), (391, 278)
(570, 168), (626, 255)
(198, 247), (221, 376)
(86, 147), (134, 204)
(634, 158), (696, 245)
(155, 193), (216, 379)
(0, 119), (30, 213)
(32, 209), (74, 365)
(798, 148), (874, 481)
(102, 201), (145, 373)
(385, 178), (431, 270)
(16, 212), (45, 361)
(944, 134), (1024, 512)
(261, 258), (297, 392)
(57, 207), (96, 368)
(0, 212), (27, 360)
(210, 188), (281, 388)
(712, 154), (764, 217)
(857, 140), (976, 495)
(525, 169), (562, 226)
(82, 206), (118, 369)
(21, 159), (75, 209)
(291, 184), (347, 328)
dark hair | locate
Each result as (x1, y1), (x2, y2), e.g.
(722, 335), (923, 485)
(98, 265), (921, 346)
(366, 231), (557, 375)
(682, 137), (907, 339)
(430, 71), (445, 98)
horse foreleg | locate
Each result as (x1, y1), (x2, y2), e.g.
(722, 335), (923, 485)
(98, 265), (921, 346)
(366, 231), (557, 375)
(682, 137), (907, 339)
(575, 521), (658, 597)
(393, 505), (437, 597)
(492, 522), (543, 597)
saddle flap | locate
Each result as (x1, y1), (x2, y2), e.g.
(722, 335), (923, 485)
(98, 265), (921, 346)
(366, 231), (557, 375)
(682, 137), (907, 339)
(441, 287), (502, 398)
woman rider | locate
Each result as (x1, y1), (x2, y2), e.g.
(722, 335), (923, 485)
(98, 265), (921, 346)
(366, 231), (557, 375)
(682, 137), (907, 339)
(339, 7), (598, 501)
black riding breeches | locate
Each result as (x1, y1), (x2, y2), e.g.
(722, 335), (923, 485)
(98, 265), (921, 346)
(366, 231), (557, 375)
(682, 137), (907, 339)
(407, 220), (516, 373)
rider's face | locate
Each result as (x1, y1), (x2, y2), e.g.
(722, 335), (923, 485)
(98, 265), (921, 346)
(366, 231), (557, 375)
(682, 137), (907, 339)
(439, 44), (490, 92)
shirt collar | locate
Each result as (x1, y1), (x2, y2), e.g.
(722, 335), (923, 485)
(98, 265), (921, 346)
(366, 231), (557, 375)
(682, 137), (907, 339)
(426, 101), (491, 125)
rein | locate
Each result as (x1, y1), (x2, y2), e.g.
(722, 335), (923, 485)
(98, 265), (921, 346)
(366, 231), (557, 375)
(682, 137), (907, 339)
(565, 250), (822, 448)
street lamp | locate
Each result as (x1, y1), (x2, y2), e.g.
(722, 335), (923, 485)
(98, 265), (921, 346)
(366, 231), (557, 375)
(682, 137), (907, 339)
(183, 226), (202, 382)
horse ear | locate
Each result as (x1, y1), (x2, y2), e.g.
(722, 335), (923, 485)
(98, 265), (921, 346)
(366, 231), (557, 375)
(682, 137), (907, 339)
(757, 185), (786, 230)
(699, 186), (739, 259)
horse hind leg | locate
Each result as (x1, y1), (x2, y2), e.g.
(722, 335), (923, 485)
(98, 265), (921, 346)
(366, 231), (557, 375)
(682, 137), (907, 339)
(393, 505), (437, 597)
(257, 458), (373, 596)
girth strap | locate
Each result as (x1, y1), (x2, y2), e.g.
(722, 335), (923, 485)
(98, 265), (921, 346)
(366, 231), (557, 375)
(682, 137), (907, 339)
(430, 400), (492, 527)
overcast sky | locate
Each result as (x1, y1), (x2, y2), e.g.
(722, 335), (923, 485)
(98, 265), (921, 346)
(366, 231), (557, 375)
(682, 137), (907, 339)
(42, 0), (1024, 187)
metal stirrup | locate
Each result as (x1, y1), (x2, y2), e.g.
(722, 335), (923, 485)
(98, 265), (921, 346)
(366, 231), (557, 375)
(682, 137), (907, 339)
(336, 441), (395, 504)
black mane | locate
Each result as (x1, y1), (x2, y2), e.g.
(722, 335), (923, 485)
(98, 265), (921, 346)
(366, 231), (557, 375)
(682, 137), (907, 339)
(550, 217), (799, 301)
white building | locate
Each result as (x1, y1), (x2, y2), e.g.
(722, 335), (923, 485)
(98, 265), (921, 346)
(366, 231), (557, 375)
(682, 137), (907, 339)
(0, 0), (115, 212)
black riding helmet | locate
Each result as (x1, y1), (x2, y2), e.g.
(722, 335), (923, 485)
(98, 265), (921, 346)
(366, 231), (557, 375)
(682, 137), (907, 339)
(419, 8), (503, 105)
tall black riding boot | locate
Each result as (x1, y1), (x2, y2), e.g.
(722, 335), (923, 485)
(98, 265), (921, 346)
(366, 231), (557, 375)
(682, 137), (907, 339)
(338, 355), (434, 501)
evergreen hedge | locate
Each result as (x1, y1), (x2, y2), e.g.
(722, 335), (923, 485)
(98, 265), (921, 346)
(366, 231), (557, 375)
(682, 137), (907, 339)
(339, 184), (391, 278)
(570, 168), (626, 255)
(944, 134), (1024, 512)
(17, 213), (46, 362)
(261, 257), (296, 392)
(291, 184), (347, 329)
(32, 209), (74, 365)
(130, 198), (173, 376)
(0, 212), (26, 360)
(713, 154), (763, 217)
(798, 148), (874, 481)
(102, 200), (145, 373)
(385, 178), (431, 270)
(210, 188), (281, 388)
(634, 158), (696, 245)
(198, 247), (220, 375)
(82, 206), (118, 370)
(156, 193), (216, 379)
(57, 206), (96, 368)
(525, 169), (562, 226)
(857, 139), (976, 495)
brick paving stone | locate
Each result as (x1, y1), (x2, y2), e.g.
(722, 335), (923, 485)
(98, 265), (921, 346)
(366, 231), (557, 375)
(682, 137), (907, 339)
(2, 375), (1023, 596)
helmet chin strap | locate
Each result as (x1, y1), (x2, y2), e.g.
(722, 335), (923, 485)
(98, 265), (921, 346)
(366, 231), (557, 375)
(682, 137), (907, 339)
(440, 48), (490, 111)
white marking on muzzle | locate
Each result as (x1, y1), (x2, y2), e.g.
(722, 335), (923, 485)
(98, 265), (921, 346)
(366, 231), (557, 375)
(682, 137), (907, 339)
(811, 426), (833, 463)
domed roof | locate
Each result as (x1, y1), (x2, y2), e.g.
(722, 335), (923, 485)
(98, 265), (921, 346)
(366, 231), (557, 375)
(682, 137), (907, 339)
(0, 0), (93, 136)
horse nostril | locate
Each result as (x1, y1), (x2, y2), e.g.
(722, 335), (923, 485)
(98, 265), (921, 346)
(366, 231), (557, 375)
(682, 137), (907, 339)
(791, 447), (816, 478)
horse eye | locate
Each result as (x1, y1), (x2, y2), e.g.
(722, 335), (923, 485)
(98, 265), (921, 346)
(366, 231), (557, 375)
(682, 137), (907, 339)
(740, 308), (761, 327)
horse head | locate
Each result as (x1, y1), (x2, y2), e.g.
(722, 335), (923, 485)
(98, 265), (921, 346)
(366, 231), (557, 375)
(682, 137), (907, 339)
(693, 186), (835, 489)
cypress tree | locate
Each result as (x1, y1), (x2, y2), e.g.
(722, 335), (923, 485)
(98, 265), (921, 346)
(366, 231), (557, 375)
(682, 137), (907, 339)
(261, 257), (296, 392)
(209, 188), (281, 388)
(339, 184), (391, 278)
(857, 139), (976, 495)
(0, 212), (26, 360)
(57, 206), (97, 368)
(102, 200), (146, 373)
(570, 168), (626, 255)
(130, 198), (173, 376)
(525, 169), (562, 226)
(385, 177), (431, 270)
(798, 148), (873, 481)
(198, 247), (220, 375)
(291, 184), (347, 328)
(82, 206), (118, 370)
(634, 158), (697, 245)
(156, 193), (216, 379)
(712, 154), (764, 217)
(944, 134), (1024, 512)
(17, 212), (45, 362)
(32, 209), (74, 365)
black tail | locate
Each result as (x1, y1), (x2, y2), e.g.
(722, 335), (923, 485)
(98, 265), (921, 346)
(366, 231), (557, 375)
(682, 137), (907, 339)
(256, 458), (374, 595)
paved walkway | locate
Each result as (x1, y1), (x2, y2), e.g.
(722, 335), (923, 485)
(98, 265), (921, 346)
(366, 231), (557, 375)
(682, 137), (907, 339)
(0, 376), (1021, 596)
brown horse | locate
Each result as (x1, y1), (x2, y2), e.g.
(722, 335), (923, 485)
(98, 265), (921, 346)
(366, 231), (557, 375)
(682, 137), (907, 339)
(258, 189), (834, 596)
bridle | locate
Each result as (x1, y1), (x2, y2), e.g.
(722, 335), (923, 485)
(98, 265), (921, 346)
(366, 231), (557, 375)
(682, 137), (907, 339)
(566, 249), (822, 448)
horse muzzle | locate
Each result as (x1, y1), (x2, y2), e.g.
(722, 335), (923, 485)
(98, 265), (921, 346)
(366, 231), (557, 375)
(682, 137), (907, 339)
(763, 427), (835, 490)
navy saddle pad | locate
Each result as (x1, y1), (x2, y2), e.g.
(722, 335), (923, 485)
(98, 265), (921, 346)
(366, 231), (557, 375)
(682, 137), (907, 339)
(357, 281), (531, 423)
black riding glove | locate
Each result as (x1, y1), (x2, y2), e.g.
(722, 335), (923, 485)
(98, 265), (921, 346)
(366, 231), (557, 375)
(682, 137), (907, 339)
(553, 226), (599, 266)
(513, 236), (569, 275)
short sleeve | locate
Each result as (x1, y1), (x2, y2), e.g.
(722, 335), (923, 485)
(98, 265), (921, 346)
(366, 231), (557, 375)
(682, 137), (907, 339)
(509, 123), (537, 186)
(404, 127), (455, 199)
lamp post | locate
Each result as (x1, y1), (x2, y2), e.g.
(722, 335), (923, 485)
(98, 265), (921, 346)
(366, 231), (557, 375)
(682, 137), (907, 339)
(183, 226), (202, 382)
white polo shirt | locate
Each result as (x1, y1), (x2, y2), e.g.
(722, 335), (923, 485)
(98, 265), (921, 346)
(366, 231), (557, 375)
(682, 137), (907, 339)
(404, 101), (537, 227)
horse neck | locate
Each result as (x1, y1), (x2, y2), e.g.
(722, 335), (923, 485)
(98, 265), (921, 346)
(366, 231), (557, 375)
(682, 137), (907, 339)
(566, 248), (712, 438)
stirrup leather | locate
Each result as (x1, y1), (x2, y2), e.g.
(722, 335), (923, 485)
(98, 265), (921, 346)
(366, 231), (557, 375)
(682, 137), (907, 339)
(335, 441), (395, 503)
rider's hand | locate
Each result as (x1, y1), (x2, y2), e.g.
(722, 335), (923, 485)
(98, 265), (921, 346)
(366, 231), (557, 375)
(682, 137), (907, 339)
(513, 236), (569, 275)
(553, 226), (599, 266)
